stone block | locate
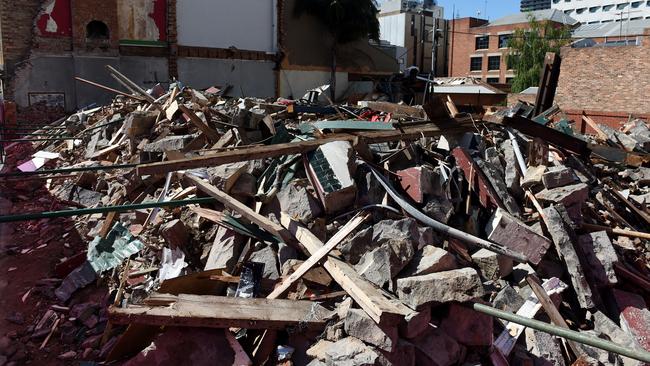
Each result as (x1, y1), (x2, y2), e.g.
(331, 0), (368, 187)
(613, 289), (650, 353)
(206, 161), (249, 193)
(541, 166), (579, 189)
(486, 208), (552, 265)
(323, 337), (380, 366)
(399, 306), (432, 339)
(249, 245), (280, 280)
(396, 268), (484, 309)
(535, 183), (589, 207)
(400, 246), (458, 277)
(276, 181), (323, 224)
(378, 340), (415, 366)
(204, 225), (246, 272)
(521, 165), (546, 189)
(344, 309), (398, 352)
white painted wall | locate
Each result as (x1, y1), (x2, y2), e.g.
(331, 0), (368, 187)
(176, 0), (277, 52)
(379, 13), (407, 47)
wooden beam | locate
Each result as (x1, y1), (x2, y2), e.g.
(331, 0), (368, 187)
(177, 104), (220, 143)
(267, 213), (369, 299)
(108, 294), (328, 330)
(137, 121), (471, 176)
(280, 213), (410, 326)
(502, 115), (590, 158)
(581, 223), (650, 240)
(581, 113), (610, 142)
(185, 174), (296, 244)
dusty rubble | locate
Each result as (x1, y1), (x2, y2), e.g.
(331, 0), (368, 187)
(0, 68), (649, 366)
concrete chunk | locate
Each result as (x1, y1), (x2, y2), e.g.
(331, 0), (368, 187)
(613, 289), (650, 353)
(399, 306), (432, 339)
(206, 161), (248, 193)
(535, 183), (589, 207)
(344, 309), (398, 352)
(204, 225), (245, 272)
(543, 205), (595, 309)
(471, 248), (501, 281)
(486, 208), (552, 265)
(400, 246), (457, 277)
(396, 268), (484, 309)
(577, 231), (619, 287)
(249, 245), (280, 280)
(541, 166), (579, 189)
(276, 181), (323, 223)
(323, 337), (380, 366)
(521, 165), (546, 189)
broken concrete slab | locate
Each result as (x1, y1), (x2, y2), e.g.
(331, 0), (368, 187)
(344, 308), (398, 352)
(492, 284), (526, 313)
(204, 225), (246, 272)
(542, 166), (579, 189)
(440, 303), (493, 346)
(471, 248), (501, 281)
(143, 135), (194, 153)
(475, 157), (522, 217)
(486, 208), (552, 265)
(593, 311), (645, 366)
(542, 205), (595, 309)
(535, 183), (589, 207)
(354, 246), (393, 288)
(400, 245), (458, 277)
(577, 231), (619, 287)
(396, 268), (484, 309)
(524, 328), (567, 366)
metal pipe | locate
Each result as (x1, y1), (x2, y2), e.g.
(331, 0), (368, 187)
(471, 302), (650, 363)
(0, 138), (78, 143)
(0, 197), (216, 223)
(369, 165), (529, 262)
(0, 163), (139, 178)
(507, 129), (528, 175)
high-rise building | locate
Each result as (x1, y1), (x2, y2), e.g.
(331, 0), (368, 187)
(551, 0), (650, 24)
(521, 0), (552, 12)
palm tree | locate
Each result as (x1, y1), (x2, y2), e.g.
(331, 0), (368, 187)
(294, 0), (381, 100)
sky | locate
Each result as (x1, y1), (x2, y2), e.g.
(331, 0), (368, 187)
(437, 0), (521, 21)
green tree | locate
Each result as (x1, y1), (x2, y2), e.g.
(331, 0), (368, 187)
(507, 15), (572, 93)
(294, 0), (381, 100)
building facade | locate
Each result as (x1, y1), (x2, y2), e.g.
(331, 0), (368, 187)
(0, 0), (397, 117)
(447, 9), (577, 85)
(378, 0), (448, 76)
(521, 0), (552, 12)
(551, 0), (650, 24)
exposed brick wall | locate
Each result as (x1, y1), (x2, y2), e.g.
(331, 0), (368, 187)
(70, 0), (119, 55)
(560, 110), (650, 133)
(0, 0), (44, 100)
(555, 35), (650, 120)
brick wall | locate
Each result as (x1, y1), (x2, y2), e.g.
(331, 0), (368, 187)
(0, 0), (43, 100)
(555, 31), (650, 123)
(70, 0), (119, 55)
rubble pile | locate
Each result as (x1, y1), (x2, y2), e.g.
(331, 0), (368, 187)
(0, 71), (649, 366)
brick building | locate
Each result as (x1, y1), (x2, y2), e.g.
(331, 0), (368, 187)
(0, 0), (397, 119)
(447, 9), (577, 85)
(555, 27), (650, 128)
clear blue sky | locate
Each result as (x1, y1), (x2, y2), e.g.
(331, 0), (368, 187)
(437, 0), (521, 20)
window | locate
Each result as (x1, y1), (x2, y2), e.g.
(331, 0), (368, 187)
(553, 0), (560, 3)
(631, 16), (643, 20)
(86, 20), (109, 40)
(589, 6), (600, 12)
(603, 4), (615, 10)
(506, 77), (514, 84)
(488, 56), (501, 70)
(486, 78), (499, 84)
(475, 36), (489, 50)
(602, 19), (613, 22)
(631, 1), (642, 8)
(576, 8), (586, 14)
(564, 9), (574, 14)
(588, 21), (600, 24)
(470, 57), (482, 71)
(617, 3), (628, 10)
(498, 34), (512, 48)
